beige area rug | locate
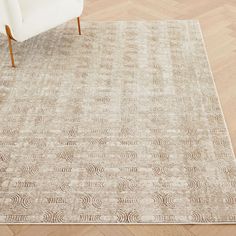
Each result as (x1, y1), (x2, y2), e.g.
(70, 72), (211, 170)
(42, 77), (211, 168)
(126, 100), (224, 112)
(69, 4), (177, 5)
(0, 20), (236, 224)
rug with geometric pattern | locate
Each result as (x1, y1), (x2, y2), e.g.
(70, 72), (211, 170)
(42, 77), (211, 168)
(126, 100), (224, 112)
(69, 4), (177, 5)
(0, 20), (235, 223)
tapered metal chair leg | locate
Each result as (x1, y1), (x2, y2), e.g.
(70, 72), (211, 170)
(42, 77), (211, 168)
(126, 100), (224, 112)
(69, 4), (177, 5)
(77, 17), (81, 35)
(5, 26), (15, 68)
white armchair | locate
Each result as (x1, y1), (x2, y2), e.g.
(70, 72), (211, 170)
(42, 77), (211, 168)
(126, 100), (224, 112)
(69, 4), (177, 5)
(0, 0), (84, 67)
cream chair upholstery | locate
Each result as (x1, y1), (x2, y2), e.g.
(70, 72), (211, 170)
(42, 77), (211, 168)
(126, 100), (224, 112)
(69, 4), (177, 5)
(0, 0), (84, 67)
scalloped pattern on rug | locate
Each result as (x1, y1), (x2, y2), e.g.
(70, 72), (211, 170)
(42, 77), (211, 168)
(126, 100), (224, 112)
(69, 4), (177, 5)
(0, 20), (236, 223)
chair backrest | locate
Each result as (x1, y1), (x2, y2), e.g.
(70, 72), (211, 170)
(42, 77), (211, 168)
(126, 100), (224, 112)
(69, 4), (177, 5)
(0, 0), (22, 37)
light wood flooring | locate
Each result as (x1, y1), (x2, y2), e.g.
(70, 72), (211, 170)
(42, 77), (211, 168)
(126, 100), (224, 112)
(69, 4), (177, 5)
(1, 0), (236, 235)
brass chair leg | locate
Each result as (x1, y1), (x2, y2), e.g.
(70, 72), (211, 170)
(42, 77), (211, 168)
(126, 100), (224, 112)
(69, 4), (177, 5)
(5, 25), (15, 68)
(77, 17), (81, 35)
(4, 18), (81, 68)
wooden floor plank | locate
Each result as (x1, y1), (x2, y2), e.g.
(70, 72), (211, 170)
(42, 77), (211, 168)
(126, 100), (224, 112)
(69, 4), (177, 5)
(15, 225), (94, 236)
(0, 225), (14, 236)
(127, 225), (196, 236)
(189, 225), (236, 236)
(96, 225), (135, 236)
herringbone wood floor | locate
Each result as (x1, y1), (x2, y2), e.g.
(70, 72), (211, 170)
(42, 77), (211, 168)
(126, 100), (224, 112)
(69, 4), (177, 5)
(1, 0), (236, 235)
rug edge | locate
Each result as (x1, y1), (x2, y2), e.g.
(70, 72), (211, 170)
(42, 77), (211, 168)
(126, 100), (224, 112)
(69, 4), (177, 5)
(196, 21), (236, 159)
